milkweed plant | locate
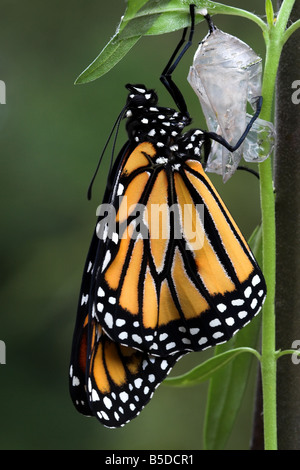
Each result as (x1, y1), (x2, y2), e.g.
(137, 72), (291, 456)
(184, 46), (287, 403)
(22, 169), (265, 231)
(75, 0), (300, 450)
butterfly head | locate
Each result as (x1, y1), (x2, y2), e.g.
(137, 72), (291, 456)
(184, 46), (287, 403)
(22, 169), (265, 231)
(125, 84), (158, 111)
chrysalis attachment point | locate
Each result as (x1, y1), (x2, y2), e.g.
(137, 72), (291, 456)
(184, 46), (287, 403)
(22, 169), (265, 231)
(243, 115), (275, 163)
(188, 26), (275, 181)
(197, 8), (208, 17)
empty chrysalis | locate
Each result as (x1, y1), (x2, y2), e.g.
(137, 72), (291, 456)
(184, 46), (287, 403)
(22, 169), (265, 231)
(188, 17), (275, 181)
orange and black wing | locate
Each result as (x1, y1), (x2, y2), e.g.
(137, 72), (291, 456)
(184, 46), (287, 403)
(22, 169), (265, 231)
(94, 140), (266, 356)
(86, 320), (184, 428)
(69, 149), (185, 427)
(69, 230), (97, 417)
(69, 294), (183, 428)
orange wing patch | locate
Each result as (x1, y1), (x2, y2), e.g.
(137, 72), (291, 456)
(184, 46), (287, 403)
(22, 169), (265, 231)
(174, 172), (205, 252)
(185, 163), (254, 284)
(119, 237), (144, 314)
(175, 170), (235, 295)
(158, 279), (181, 326)
(92, 341), (111, 394)
(142, 266), (158, 329)
(172, 247), (209, 318)
(117, 172), (150, 223)
(86, 323), (184, 428)
(145, 170), (170, 272)
(104, 224), (134, 290)
(121, 142), (155, 177)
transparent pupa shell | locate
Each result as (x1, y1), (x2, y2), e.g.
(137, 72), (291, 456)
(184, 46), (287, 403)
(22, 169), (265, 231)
(188, 27), (275, 181)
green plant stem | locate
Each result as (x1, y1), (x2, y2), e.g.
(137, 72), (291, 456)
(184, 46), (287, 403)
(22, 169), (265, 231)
(259, 63), (277, 449)
(276, 350), (300, 359)
(258, 0), (295, 450)
(283, 18), (300, 43)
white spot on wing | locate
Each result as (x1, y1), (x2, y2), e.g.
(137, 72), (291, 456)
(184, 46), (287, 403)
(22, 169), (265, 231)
(232, 299), (244, 306)
(91, 389), (100, 401)
(117, 183), (124, 196)
(132, 334), (142, 344)
(104, 312), (113, 328)
(134, 378), (143, 389)
(72, 376), (80, 386)
(217, 303), (227, 312)
(103, 396), (113, 409)
(120, 391), (129, 403)
(244, 286), (252, 298)
(101, 251), (111, 272)
(119, 331), (128, 340)
(98, 287), (105, 297)
(252, 274), (261, 286)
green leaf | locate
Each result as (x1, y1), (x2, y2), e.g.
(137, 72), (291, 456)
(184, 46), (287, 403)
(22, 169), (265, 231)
(283, 19), (300, 45)
(203, 225), (263, 450)
(265, 0), (274, 28)
(75, 0), (266, 84)
(165, 347), (259, 387)
(119, 0), (265, 37)
(76, 0), (177, 83)
(75, 35), (141, 85)
(247, 225), (262, 260)
(203, 318), (261, 449)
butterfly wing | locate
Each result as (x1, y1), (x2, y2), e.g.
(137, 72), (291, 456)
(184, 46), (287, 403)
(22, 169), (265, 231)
(69, 229), (99, 416)
(68, 144), (127, 416)
(69, 143), (185, 427)
(87, 321), (184, 428)
(94, 142), (266, 356)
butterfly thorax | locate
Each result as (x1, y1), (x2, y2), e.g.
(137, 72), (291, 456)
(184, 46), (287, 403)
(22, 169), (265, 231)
(125, 84), (206, 162)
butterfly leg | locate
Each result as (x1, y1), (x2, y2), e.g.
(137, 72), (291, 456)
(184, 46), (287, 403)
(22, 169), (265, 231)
(206, 96), (263, 153)
(160, 4), (196, 116)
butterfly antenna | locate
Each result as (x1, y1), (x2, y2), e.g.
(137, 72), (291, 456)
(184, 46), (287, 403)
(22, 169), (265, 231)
(106, 105), (127, 193)
(87, 105), (127, 200)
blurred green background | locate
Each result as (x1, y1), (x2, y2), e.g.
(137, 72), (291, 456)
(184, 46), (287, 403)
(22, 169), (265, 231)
(0, 0), (267, 450)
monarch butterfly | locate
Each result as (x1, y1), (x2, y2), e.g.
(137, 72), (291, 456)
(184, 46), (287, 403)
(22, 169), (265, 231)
(69, 6), (266, 428)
